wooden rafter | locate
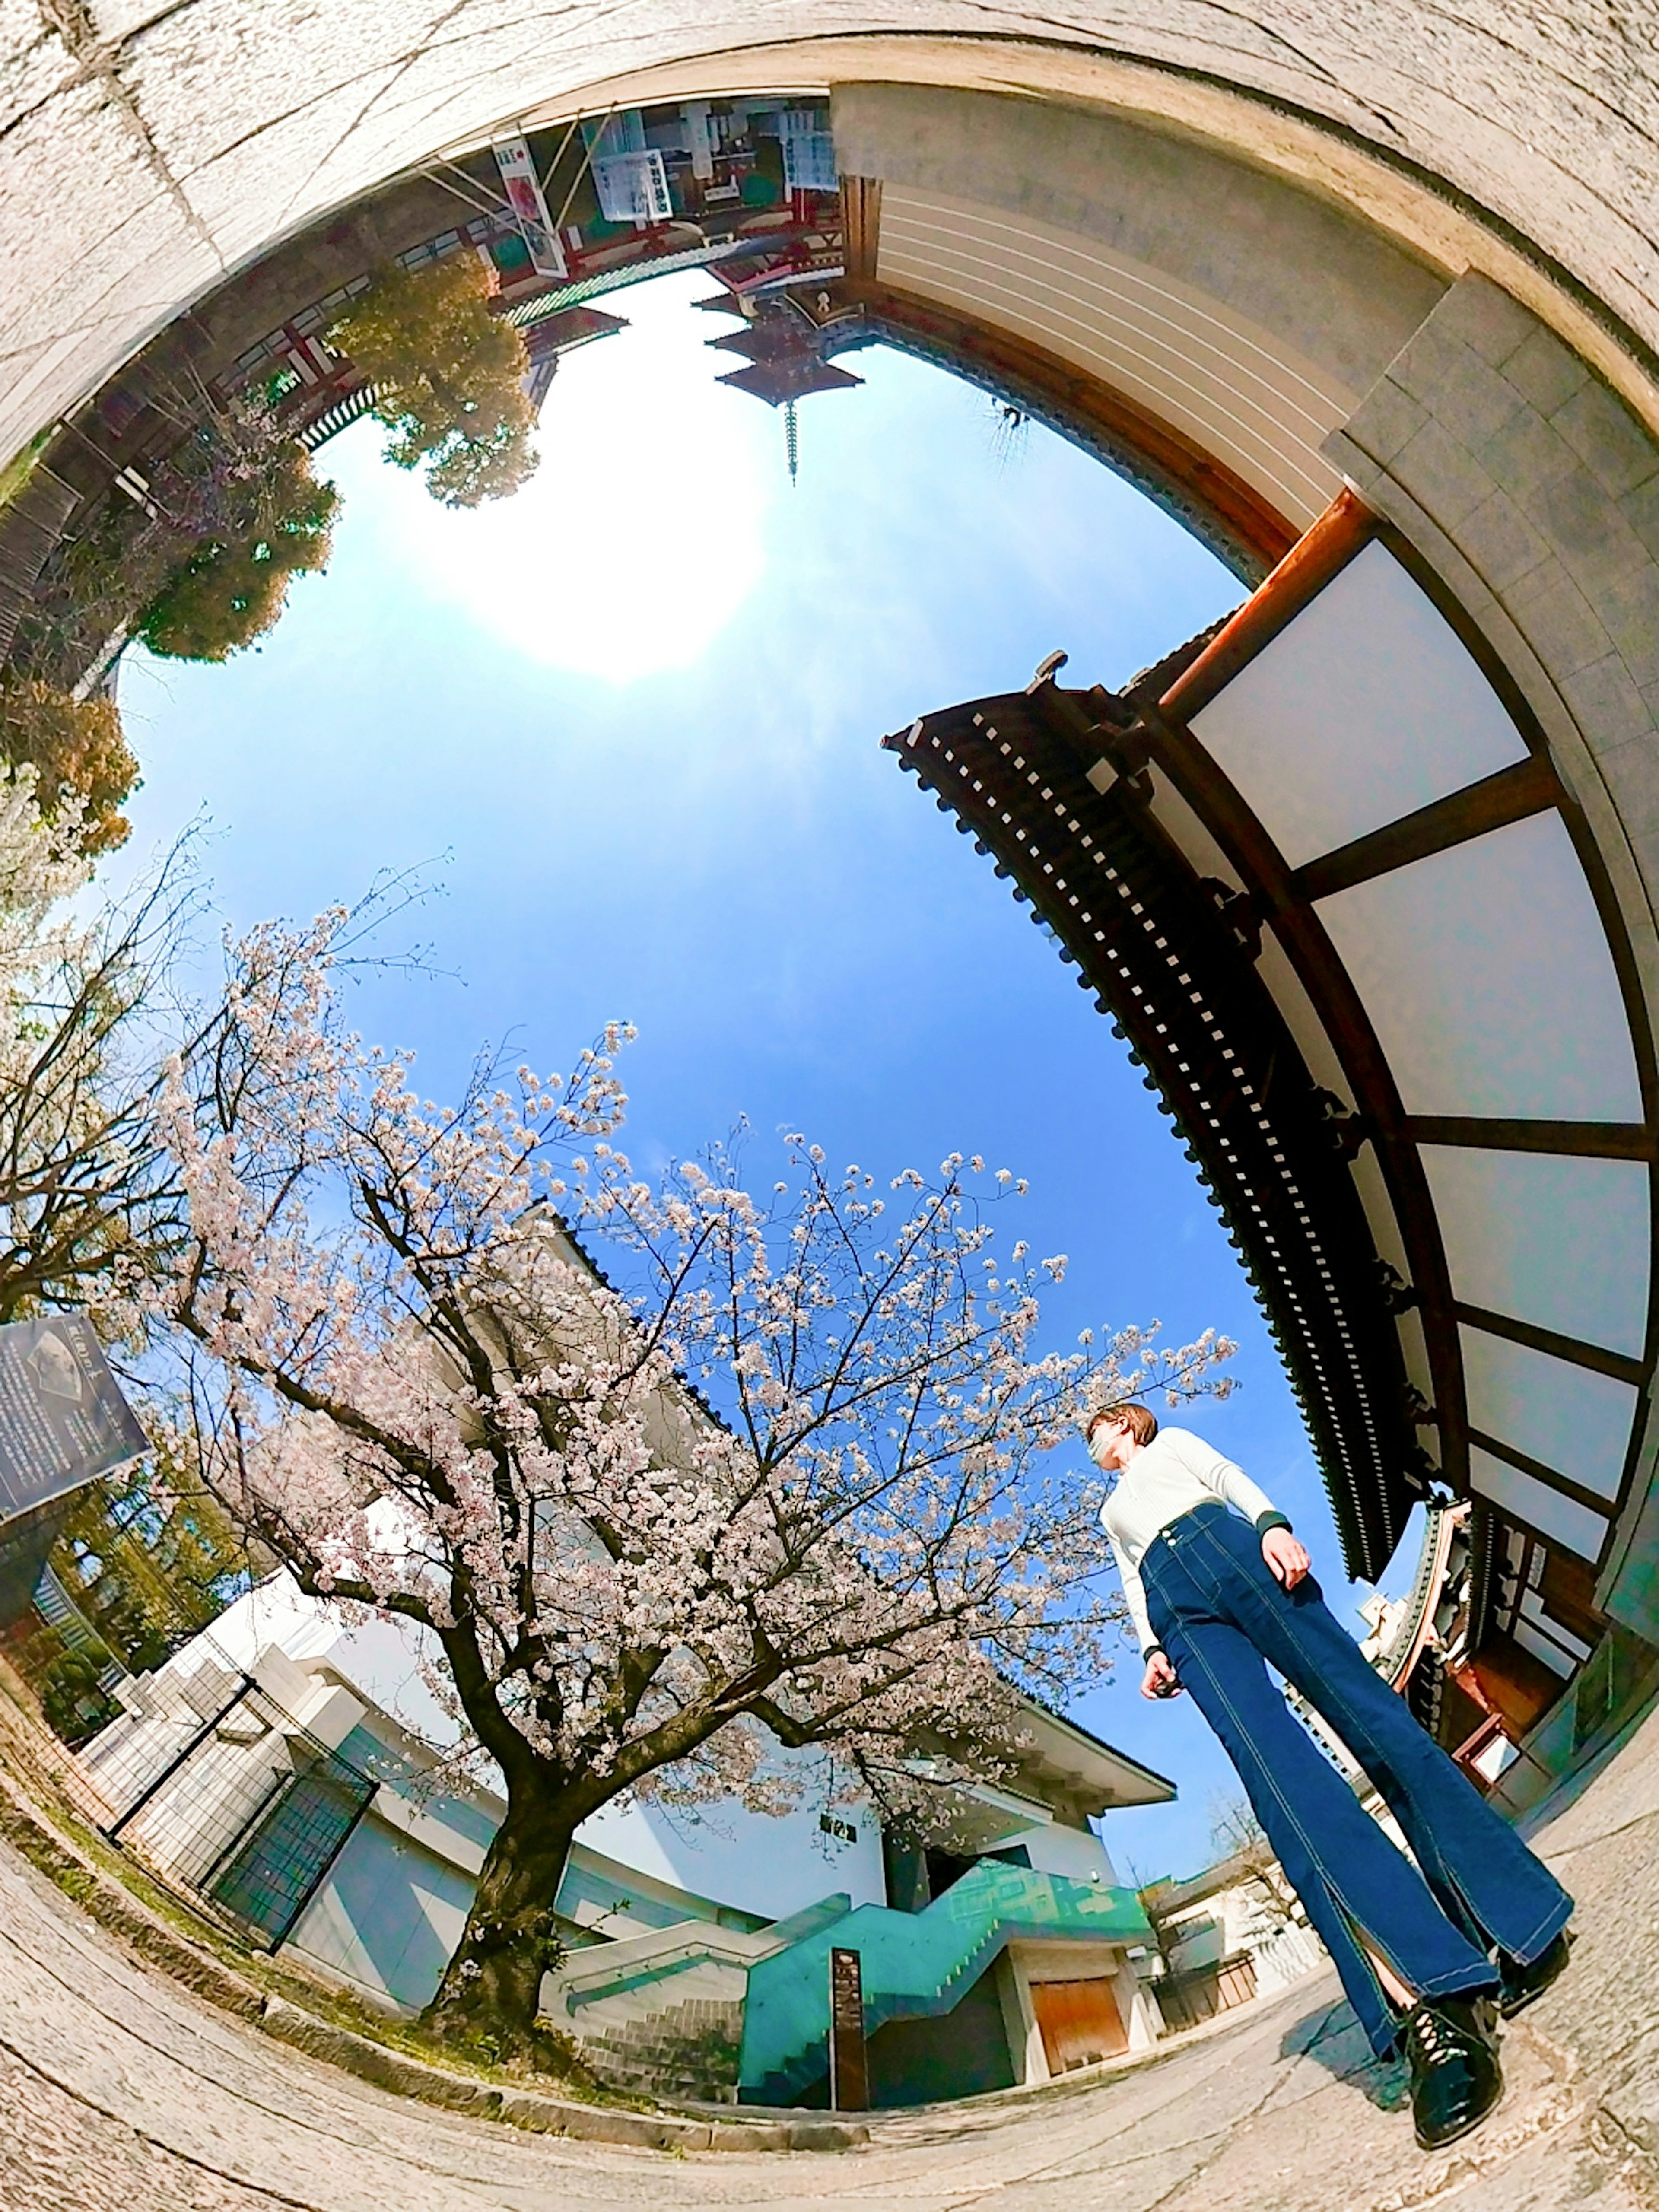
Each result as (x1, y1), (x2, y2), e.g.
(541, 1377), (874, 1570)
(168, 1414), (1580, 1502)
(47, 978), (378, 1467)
(883, 680), (1427, 1581)
(845, 280), (1299, 582)
(1294, 755), (1561, 903)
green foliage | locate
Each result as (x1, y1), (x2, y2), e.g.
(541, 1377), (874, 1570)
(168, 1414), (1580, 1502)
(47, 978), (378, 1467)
(51, 1459), (255, 1674)
(0, 428), (51, 513)
(38, 1643), (120, 1748)
(330, 254), (538, 507)
(0, 677), (140, 854)
(137, 444), (338, 662)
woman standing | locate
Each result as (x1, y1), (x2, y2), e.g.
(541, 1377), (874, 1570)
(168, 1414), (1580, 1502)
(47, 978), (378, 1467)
(1090, 1403), (1572, 2149)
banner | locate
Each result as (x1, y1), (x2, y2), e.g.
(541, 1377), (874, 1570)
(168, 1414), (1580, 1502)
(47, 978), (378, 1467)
(779, 111), (838, 195)
(0, 1316), (148, 1527)
(492, 136), (567, 278)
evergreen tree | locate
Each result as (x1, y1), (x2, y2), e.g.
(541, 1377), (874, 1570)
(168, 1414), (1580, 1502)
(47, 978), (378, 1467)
(330, 255), (538, 507)
(137, 444), (337, 662)
(54, 1452), (256, 1673)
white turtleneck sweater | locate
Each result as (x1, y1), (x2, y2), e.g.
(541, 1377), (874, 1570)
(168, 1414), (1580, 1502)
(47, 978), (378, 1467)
(1098, 1426), (1288, 1657)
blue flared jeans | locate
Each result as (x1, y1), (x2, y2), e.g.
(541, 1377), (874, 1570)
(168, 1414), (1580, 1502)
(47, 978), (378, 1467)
(1141, 1502), (1572, 2057)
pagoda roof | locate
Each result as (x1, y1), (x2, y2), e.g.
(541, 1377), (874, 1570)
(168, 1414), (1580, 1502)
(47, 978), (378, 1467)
(716, 359), (864, 405)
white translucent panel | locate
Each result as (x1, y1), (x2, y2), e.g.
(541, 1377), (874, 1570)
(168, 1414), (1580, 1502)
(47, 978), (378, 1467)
(1422, 1146), (1651, 1360)
(1518, 1588), (1593, 1662)
(1257, 925), (1355, 1113)
(1512, 1615), (1575, 1677)
(1189, 541), (1529, 868)
(1460, 1324), (1636, 1501)
(1469, 1446), (1607, 1561)
(1317, 812), (1642, 1120)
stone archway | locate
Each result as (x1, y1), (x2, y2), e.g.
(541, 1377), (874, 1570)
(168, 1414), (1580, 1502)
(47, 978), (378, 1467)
(6, 13), (1659, 2196)
(4, 4), (1659, 473)
(7, 0), (1659, 1765)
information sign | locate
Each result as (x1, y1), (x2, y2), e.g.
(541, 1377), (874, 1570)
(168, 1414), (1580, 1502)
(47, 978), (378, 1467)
(0, 1316), (148, 1527)
(828, 1945), (868, 2110)
(492, 136), (567, 277)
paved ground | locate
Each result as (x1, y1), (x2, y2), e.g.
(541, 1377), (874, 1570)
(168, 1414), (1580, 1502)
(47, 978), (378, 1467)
(3, 1699), (1659, 2210)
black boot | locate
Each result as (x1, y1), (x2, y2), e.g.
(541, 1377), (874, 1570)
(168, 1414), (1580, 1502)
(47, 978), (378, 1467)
(1402, 1993), (1503, 2150)
(1497, 1930), (1572, 2018)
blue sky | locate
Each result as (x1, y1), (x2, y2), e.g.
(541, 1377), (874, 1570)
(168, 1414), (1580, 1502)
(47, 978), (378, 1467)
(114, 270), (1405, 1882)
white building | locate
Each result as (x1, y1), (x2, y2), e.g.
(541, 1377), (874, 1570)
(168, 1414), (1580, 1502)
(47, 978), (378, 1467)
(1141, 1851), (1327, 2031)
(78, 1573), (1178, 2105)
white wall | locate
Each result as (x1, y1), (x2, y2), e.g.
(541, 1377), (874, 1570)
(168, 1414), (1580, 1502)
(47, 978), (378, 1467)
(208, 1577), (464, 1753)
(208, 1583), (887, 1921)
(998, 1817), (1119, 1888)
(575, 1754), (887, 1923)
(172, 1583), (1141, 1927)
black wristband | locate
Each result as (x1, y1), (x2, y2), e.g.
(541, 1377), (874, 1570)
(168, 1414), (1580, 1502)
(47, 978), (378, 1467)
(1255, 1510), (1293, 1537)
(1143, 1645), (1168, 1663)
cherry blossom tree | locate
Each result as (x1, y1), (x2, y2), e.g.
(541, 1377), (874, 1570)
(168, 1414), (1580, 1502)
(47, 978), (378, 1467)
(0, 769), (196, 1323)
(156, 907), (1234, 2056)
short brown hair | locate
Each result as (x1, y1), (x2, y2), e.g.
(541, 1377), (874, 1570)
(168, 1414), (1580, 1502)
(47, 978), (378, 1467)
(1087, 1402), (1158, 1447)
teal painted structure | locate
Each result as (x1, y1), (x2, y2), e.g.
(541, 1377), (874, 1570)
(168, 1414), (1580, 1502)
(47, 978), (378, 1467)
(739, 1861), (1154, 2106)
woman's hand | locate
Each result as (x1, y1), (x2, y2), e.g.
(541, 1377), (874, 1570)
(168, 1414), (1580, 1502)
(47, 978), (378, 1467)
(1262, 1526), (1311, 1589)
(1142, 1650), (1182, 1699)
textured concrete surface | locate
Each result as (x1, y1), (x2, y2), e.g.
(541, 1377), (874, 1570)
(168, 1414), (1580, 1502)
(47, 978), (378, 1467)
(2, 0), (1659, 474)
(3, 1697), (1659, 2209)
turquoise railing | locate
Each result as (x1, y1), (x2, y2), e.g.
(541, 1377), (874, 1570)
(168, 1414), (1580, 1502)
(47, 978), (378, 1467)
(739, 1860), (1153, 2104)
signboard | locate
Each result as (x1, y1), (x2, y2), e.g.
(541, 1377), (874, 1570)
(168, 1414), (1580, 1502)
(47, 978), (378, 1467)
(492, 136), (567, 278)
(827, 1945), (868, 2110)
(0, 1316), (148, 1527)
(592, 149), (673, 226)
(779, 111), (837, 195)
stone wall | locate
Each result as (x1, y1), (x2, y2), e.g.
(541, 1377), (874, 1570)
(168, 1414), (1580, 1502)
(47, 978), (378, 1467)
(576, 1992), (745, 2103)
(831, 83), (1449, 408)
(3, 6), (1659, 477)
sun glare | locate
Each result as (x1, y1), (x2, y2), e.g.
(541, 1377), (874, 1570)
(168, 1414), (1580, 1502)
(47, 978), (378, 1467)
(369, 271), (775, 681)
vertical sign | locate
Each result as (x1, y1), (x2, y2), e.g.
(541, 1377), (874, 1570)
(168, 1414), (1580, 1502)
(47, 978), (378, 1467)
(827, 1946), (868, 2110)
(779, 109), (837, 194)
(492, 137), (567, 277)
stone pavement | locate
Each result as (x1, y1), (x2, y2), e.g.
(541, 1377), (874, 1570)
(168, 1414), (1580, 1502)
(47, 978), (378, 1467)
(3, 1700), (1659, 2210)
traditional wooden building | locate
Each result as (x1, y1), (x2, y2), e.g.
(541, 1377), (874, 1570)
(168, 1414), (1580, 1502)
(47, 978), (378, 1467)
(884, 485), (1659, 1807)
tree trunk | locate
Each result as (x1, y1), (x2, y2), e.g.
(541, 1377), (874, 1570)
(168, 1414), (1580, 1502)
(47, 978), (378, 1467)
(420, 1783), (578, 2058)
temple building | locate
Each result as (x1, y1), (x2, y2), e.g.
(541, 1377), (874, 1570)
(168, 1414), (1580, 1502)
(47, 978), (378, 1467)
(884, 479), (1659, 1813)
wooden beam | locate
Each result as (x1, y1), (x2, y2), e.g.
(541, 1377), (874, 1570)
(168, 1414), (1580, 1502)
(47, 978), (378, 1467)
(1294, 755), (1560, 902)
(840, 176), (881, 285)
(1138, 703), (1471, 1497)
(1456, 1303), (1647, 1387)
(1405, 1116), (1656, 1159)
(1467, 1428), (1618, 1522)
(1158, 490), (1375, 722)
(848, 282), (1298, 580)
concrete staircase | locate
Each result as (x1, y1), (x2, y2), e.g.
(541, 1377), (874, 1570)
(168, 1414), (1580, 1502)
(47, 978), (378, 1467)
(578, 1985), (746, 2102)
(540, 1895), (850, 2104)
(741, 1862), (1155, 2106)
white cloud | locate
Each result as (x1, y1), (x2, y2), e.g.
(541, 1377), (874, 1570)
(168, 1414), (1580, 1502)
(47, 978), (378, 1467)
(348, 271), (779, 680)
